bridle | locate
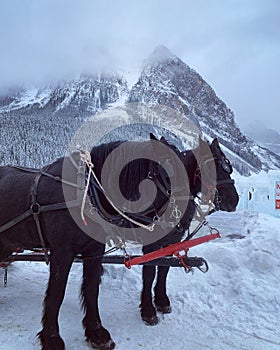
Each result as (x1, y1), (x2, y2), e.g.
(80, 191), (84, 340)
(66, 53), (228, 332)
(193, 154), (235, 209)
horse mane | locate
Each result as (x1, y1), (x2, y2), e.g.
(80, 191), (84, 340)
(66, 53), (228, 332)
(90, 140), (156, 201)
(181, 149), (199, 195)
(90, 139), (199, 200)
(90, 141), (124, 177)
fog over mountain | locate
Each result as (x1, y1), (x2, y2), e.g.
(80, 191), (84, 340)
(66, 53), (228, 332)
(243, 121), (280, 155)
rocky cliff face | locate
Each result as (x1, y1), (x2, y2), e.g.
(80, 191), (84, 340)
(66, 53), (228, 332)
(0, 46), (279, 174)
(129, 46), (279, 174)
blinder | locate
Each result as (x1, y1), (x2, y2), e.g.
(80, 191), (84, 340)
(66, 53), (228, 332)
(215, 156), (234, 188)
(196, 154), (235, 202)
(220, 156), (233, 174)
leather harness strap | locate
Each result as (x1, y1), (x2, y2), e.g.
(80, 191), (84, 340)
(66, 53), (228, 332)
(0, 209), (33, 233)
(30, 169), (49, 263)
(0, 157), (85, 264)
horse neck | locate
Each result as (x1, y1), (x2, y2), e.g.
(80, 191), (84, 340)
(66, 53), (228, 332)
(183, 150), (201, 196)
(90, 141), (123, 177)
(90, 141), (151, 200)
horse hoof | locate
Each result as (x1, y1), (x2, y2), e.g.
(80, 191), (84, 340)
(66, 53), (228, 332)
(86, 338), (115, 350)
(156, 305), (172, 314)
(38, 331), (65, 350)
(142, 315), (159, 326)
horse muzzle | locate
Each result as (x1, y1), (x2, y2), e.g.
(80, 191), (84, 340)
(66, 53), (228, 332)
(217, 189), (239, 212)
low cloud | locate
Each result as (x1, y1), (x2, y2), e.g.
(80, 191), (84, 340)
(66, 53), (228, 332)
(0, 0), (279, 131)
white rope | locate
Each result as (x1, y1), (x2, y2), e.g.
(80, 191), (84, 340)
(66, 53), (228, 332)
(80, 151), (92, 225)
(79, 150), (155, 231)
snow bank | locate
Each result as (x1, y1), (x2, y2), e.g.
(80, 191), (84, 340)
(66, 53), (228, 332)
(0, 210), (279, 350)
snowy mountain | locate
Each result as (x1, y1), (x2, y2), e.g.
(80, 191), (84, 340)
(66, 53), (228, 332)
(0, 46), (279, 175)
(0, 74), (129, 166)
(128, 46), (280, 175)
(0, 74), (129, 116)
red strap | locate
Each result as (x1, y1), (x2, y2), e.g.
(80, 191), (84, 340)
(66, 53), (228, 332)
(124, 231), (220, 268)
(0, 262), (10, 268)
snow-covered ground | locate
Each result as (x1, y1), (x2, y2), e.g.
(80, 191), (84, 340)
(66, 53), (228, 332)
(1, 172), (280, 350)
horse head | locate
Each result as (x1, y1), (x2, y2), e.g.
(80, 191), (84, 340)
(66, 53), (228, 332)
(194, 137), (239, 212)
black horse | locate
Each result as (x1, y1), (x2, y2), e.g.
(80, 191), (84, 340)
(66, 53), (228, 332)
(0, 135), (239, 350)
(140, 136), (239, 325)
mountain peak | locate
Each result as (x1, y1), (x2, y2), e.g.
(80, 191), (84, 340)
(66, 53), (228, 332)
(146, 45), (178, 66)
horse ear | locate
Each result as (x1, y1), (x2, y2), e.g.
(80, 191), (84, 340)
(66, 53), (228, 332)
(198, 136), (208, 152)
(211, 138), (221, 153)
(150, 133), (158, 141)
(211, 138), (219, 147)
(196, 136), (211, 160)
(198, 136), (204, 147)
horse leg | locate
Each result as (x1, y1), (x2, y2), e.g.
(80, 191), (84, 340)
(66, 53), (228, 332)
(0, 243), (14, 262)
(38, 251), (74, 350)
(154, 266), (172, 313)
(140, 264), (158, 325)
(81, 255), (115, 350)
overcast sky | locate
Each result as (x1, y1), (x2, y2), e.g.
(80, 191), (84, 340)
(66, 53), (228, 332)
(0, 0), (279, 132)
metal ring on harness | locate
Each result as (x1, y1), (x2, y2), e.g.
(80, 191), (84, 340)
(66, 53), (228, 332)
(30, 203), (41, 215)
(77, 165), (86, 175)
